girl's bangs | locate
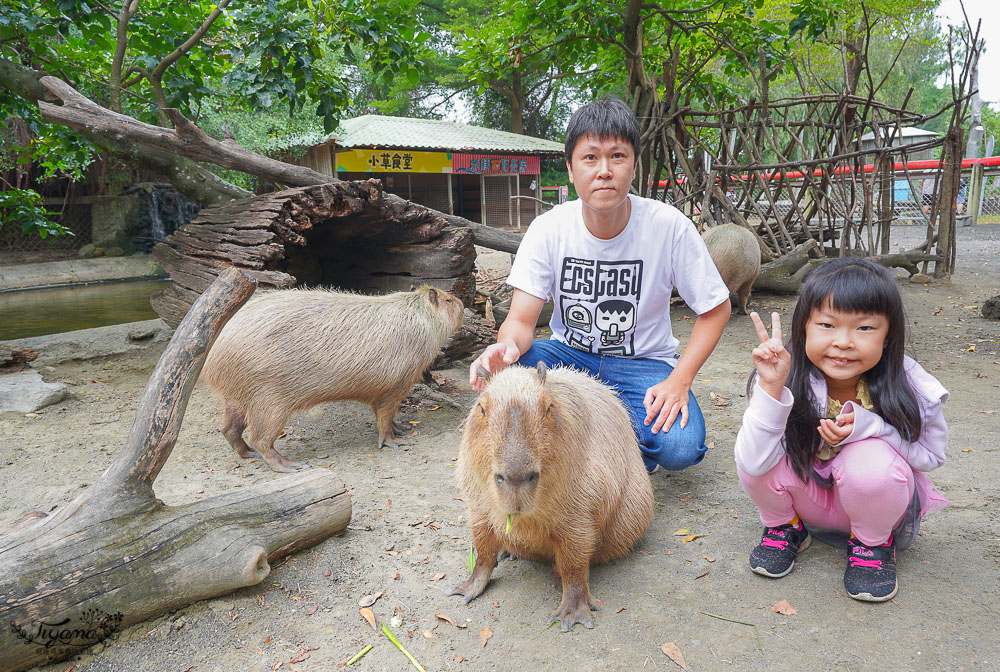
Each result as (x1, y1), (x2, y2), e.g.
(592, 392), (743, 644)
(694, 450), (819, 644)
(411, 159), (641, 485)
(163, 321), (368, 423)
(802, 263), (899, 317)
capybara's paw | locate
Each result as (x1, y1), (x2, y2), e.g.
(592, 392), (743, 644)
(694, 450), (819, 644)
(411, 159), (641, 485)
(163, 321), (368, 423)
(392, 419), (418, 437)
(551, 596), (598, 632)
(498, 550), (518, 562)
(379, 434), (401, 450)
(234, 446), (261, 459)
(264, 456), (307, 473)
(448, 569), (491, 605)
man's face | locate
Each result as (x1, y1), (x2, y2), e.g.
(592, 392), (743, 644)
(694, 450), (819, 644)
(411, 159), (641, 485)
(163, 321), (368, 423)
(566, 134), (637, 213)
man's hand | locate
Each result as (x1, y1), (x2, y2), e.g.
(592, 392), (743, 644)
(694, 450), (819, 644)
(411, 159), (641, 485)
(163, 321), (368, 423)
(468, 342), (520, 392)
(643, 377), (690, 434)
(817, 410), (854, 446)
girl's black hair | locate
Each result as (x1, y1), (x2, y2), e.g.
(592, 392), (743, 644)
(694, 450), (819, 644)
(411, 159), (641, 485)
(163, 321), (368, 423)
(779, 258), (922, 483)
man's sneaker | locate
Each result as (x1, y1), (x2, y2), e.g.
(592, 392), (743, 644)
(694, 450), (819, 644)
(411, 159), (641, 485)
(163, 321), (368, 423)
(749, 522), (811, 578)
(844, 537), (898, 602)
(647, 464), (661, 475)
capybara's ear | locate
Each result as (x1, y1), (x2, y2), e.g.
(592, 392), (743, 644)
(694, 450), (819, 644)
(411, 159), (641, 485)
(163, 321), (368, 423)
(409, 284), (417, 291)
(428, 287), (440, 307)
(477, 366), (492, 386)
(536, 361), (547, 384)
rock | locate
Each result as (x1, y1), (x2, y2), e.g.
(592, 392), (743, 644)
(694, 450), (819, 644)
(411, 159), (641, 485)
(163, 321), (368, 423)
(0, 344), (38, 370)
(78, 243), (97, 257)
(909, 273), (932, 284)
(105, 247), (126, 257)
(982, 295), (1000, 320)
(0, 370), (68, 413)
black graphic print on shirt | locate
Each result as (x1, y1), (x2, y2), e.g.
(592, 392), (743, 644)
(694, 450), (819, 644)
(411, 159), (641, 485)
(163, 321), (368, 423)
(558, 257), (643, 356)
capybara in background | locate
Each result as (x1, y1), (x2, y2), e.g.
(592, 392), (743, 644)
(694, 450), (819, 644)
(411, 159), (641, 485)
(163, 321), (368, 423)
(201, 285), (464, 472)
(702, 223), (761, 314)
(450, 363), (653, 631)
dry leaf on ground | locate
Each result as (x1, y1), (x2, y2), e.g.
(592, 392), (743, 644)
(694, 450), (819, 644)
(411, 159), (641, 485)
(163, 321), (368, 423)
(434, 614), (467, 628)
(358, 591), (383, 608)
(358, 607), (376, 629)
(480, 626), (493, 648)
(683, 533), (707, 543)
(660, 642), (688, 669)
(672, 529), (691, 536)
(771, 599), (798, 615)
(430, 572), (445, 581)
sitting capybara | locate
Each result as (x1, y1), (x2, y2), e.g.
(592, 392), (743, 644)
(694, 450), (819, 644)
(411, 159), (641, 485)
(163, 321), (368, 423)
(201, 285), (464, 472)
(701, 223), (761, 314)
(450, 363), (653, 631)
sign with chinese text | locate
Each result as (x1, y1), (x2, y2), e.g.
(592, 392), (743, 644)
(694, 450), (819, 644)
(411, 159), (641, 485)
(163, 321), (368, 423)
(336, 149), (452, 173)
(454, 154), (540, 175)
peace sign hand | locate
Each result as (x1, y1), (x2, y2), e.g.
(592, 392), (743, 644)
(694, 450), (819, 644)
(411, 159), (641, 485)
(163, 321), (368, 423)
(749, 311), (791, 399)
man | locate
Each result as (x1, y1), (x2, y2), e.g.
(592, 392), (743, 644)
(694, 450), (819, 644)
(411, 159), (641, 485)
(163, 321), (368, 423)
(469, 98), (731, 473)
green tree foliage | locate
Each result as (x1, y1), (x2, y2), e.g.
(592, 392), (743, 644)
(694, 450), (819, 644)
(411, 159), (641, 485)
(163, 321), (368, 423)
(0, 0), (432, 233)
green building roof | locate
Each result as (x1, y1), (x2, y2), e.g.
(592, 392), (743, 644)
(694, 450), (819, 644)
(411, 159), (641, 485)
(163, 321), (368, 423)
(323, 115), (564, 155)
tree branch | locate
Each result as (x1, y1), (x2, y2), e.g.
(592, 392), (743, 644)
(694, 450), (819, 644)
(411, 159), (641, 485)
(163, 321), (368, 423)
(110, 0), (140, 113)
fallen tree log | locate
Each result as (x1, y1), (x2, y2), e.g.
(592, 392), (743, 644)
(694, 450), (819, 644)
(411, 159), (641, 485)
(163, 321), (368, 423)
(752, 240), (943, 293)
(32, 72), (523, 254)
(0, 269), (351, 672)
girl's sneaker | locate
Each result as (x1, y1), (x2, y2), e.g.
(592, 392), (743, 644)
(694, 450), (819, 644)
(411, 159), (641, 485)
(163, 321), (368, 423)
(844, 537), (898, 602)
(749, 521), (811, 578)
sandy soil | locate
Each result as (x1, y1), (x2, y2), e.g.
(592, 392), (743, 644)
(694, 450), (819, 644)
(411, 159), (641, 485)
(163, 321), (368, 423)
(3, 225), (1000, 672)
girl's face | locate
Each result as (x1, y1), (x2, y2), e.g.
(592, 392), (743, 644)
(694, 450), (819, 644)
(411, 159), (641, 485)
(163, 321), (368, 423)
(805, 298), (889, 393)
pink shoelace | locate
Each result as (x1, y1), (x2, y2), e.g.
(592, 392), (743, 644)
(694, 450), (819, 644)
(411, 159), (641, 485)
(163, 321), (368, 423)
(849, 557), (883, 569)
(761, 528), (792, 550)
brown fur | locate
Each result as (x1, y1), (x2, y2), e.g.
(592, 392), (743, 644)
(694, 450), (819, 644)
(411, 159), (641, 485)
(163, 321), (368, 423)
(202, 285), (464, 472)
(450, 364), (653, 631)
(702, 223), (761, 314)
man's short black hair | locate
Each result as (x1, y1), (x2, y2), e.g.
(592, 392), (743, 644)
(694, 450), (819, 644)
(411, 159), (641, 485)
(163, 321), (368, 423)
(564, 97), (641, 165)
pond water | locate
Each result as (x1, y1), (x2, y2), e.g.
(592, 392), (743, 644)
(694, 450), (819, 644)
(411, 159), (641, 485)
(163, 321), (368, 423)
(0, 278), (170, 341)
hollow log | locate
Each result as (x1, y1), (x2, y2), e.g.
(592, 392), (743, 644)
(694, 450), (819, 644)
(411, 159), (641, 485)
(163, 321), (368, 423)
(151, 182), (478, 328)
(0, 269), (352, 672)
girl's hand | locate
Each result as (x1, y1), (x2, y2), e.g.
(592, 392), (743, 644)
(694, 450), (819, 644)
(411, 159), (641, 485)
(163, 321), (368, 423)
(818, 417), (853, 446)
(750, 311), (791, 399)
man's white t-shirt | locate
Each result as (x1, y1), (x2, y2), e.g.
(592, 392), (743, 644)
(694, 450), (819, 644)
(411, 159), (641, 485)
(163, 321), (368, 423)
(507, 194), (729, 363)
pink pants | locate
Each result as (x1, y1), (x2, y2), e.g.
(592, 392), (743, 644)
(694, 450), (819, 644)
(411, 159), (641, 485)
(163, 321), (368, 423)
(738, 438), (915, 547)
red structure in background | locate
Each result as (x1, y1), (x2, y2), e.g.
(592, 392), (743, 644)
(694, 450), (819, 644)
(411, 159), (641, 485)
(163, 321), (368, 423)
(657, 155), (1000, 187)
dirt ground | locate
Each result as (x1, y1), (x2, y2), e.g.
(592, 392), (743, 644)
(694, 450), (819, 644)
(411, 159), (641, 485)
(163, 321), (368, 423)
(3, 223), (1000, 672)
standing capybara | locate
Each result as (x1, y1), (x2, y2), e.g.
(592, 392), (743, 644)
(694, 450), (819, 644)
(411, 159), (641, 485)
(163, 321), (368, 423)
(450, 363), (653, 631)
(701, 223), (761, 314)
(201, 285), (464, 472)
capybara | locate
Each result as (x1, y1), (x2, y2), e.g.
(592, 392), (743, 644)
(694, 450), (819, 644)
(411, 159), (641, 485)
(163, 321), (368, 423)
(702, 223), (761, 314)
(450, 362), (653, 631)
(201, 285), (464, 472)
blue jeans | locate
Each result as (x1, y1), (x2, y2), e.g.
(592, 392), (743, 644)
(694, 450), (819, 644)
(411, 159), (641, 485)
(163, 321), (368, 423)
(517, 339), (708, 472)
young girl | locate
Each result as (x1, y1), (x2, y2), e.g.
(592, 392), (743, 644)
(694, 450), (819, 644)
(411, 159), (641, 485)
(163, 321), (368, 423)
(734, 258), (948, 602)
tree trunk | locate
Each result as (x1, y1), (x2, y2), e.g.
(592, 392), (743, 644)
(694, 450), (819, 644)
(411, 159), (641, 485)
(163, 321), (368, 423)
(0, 270), (351, 672)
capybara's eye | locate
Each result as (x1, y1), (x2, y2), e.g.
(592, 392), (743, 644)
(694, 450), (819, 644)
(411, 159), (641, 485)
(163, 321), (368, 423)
(528, 472), (539, 484)
(478, 403), (486, 416)
(495, 474), (505, 485)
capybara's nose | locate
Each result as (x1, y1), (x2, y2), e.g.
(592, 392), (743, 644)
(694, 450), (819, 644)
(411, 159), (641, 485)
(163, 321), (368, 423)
(503, 470), (539, 488)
